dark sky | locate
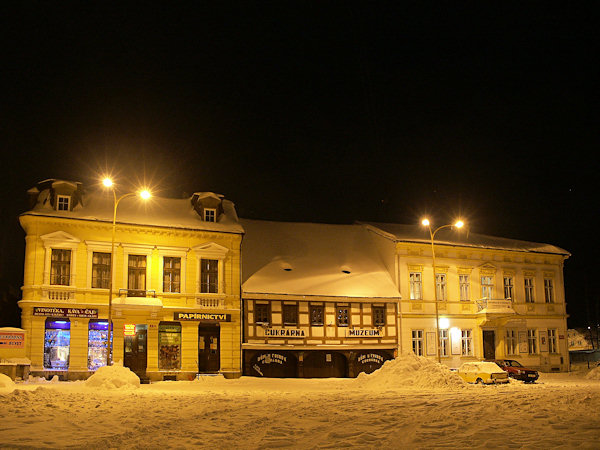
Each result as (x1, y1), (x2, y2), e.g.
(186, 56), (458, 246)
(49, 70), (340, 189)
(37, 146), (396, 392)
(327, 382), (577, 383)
(2, 3), (598, 327)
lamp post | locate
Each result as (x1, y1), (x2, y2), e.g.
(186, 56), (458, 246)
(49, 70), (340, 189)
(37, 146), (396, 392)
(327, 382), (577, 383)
(421, 218), (465, 363)
(102, 178), (151, 366)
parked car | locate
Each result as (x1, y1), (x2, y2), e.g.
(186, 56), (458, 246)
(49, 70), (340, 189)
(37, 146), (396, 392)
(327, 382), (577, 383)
(491, 359), (539, 383)
(457, 361), (510, 384)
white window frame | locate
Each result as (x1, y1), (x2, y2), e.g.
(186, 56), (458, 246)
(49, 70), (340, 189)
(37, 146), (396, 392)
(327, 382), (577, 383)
(503, 276), (514, 300)
(505, 329), (517, 355)
(56, 194), (71, 211)
(439, 329), (449, 357)
(524, 277), (535, 303)
(41, 231), (80, 286)
(157, 247), (188, 294)
(409, 272), (422, 300)
(85, 240), (113, 289)
(459, 274), (470, 301)
(193, 242), (229, 295)
(204, 208), (217, 222)
(481, 276), (494, 299)
(436, 273), (447, 301)
(527, 329), (538, 354)
(412, 330), (424, 356)
(461, 329), (473, 356)
(548, 329), (558, 353)
(121, 244), (154, 293)
(544, 278), (554, 303)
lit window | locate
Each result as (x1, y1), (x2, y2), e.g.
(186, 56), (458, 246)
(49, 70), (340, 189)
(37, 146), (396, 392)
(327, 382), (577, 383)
(336, 306), (349, 327)
(310, 304), (324, 326)
(412, 330), (424, 356)
(459, 274), (470, 301)
(158, 322), (181, 370)
(481, 276), (494, 299)
(44, 319), (70, 369)
(409, 272), (422, 300)
(56, 195), (70, 211)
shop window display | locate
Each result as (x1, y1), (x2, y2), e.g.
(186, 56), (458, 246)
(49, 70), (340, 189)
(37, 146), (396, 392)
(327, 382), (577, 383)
(159, 322), (181, 370)
(44, 319), (71, 369)
(88, 320), (111, 370)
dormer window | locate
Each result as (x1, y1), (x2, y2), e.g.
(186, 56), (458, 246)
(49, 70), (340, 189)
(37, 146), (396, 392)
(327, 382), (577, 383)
(204, 208), (216, 222)
(56, 195), (71, 211)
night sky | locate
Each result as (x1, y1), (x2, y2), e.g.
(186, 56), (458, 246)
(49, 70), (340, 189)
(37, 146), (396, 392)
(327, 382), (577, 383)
(2, 3), (597, 328)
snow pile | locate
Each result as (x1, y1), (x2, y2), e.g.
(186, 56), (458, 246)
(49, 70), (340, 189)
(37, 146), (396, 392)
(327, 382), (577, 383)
(0, 373), (16, 391)
(585, 365), (600, 380)
(85, 364), (140, 389)
(355, 353), (466, 389)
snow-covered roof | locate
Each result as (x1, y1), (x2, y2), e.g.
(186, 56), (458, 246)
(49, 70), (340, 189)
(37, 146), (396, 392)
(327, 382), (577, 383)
(23, 188), (244, 234)
(362, 222), (570, 257)
(241, 219), (400, 299)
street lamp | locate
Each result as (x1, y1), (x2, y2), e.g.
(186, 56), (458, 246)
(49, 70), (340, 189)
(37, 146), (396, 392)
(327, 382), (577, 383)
(102, 178), (151, 366)
(421, 218), (465, 363)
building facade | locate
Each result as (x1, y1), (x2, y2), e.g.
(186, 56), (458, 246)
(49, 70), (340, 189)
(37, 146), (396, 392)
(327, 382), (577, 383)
(19, 179), (243, 381)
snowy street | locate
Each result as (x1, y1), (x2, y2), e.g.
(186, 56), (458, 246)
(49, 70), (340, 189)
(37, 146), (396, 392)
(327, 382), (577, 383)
(2, 359), (600, 449)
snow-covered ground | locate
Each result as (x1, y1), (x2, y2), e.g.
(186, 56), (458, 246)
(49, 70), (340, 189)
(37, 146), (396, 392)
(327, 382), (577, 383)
(2, 356), (600, 449)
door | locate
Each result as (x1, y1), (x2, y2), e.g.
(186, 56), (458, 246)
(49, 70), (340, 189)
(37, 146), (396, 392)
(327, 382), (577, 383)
(124, 326), (147, 376)
(198, 325), (220, 373)
(483, 330), (495, 360)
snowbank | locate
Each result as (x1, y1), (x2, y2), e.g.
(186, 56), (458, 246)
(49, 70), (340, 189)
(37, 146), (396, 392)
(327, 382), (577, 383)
(585, 365), (600, 380)
(85, 364), (140, 389)
(355, 353), (466, 389)
(0, 373), (16, 391)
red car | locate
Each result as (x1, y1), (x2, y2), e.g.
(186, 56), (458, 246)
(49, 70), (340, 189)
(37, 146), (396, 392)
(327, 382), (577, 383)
(492, 359), (539, 382)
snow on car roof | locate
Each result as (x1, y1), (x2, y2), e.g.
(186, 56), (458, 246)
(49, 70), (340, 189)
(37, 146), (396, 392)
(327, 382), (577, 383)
(362, 222), (570, 256)
(241, 219), (400, 299)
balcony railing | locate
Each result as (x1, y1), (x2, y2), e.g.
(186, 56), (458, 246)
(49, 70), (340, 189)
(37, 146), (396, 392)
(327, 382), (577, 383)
(476, 298), (515, 313)
(43, 286), (76, 302)
(195, 296), (225, 309)
(118, 289), (157, 298)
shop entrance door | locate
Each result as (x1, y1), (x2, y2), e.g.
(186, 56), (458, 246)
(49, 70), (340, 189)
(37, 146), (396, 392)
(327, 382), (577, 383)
(124, 325), (147, 377)
(483, 330), (495, 360)
(198, 325), (220, 373)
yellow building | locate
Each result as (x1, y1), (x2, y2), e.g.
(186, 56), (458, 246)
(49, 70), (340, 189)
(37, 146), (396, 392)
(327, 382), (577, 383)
(364, 222), (571, 372)
(19, 179), (243, 381)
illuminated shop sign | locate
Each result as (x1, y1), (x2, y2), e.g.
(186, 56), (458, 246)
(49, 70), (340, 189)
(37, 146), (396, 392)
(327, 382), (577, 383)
(264, 328), (305, 338)
(346, 328), (383, 337)
(173, 312), (231, 322)
(33, 307), (98, 318)
(0, 332), (25, 348)
(124, 324), (136, 336)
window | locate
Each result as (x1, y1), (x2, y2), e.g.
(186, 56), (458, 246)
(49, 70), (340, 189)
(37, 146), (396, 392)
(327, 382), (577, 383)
(481, 276), (494, 299)
(200, 259), (218, 293)
(44, 319), (70, 369)
(528, 329), (537, 354)
(336, 306), (349, 327)
(163, 257), (181, 293)
(204, 208), (216, 222)
(158, 322), (181, 370)
(505, 330), (517, 355)
(282, 304), (298, 326)
(459, 274), (470, 301)
(544, 278), (554, 303)
(50, 249), (71, 285)
(91, 252), (111, 289)
(439, 329), (449, 357)
(310, 304), (324, 326)
(503, 276), (514, 300)
(254, 303), (270, 324)
(412, 330), (424, 356)
(128, 255), (147, 293)
(88, 320), (110, 370)
(548, 329), (557, 353)
(436, 273), (447, 301)
(461, 329), (473, 356)
(372, 306), (386, 327)
(56, 195), (70, 211)
(524, 277), (535, 303)
(409, 272), (422, 300)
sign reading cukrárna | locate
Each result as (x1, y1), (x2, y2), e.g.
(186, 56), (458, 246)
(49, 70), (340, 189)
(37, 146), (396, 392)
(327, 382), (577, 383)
(174, 312), (231, 322)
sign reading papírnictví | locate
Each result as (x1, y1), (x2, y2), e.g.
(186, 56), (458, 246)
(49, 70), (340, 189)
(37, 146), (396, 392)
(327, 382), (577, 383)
(174, 312), (231, 322)
(33, 307), (98, 318)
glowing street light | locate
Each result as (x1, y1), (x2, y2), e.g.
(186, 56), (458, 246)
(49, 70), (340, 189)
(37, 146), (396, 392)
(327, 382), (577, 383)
(421, 218), (465, 363)
(103, 178), (151, 366)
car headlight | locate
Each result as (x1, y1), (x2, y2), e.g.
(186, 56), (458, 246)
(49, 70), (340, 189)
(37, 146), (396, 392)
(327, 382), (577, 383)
(517, 370), (522, 374)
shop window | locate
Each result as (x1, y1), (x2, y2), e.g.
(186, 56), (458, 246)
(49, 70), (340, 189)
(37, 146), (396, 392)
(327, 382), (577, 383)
(310, 304), (324, 326)
(372, 306), (386, 327)
(336, 306), (349, 327)
(44, 319), (70, 369)
(88, 320), (111, 370)
(92, 252), (111, 289)
(50, 249), (71, 285)
(282, 304), (298, 326)
(159, 322), (181, 370)
(163, 256), (181, 293)
(200, 258), (218, 293)
(255, 303), (270, 324)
